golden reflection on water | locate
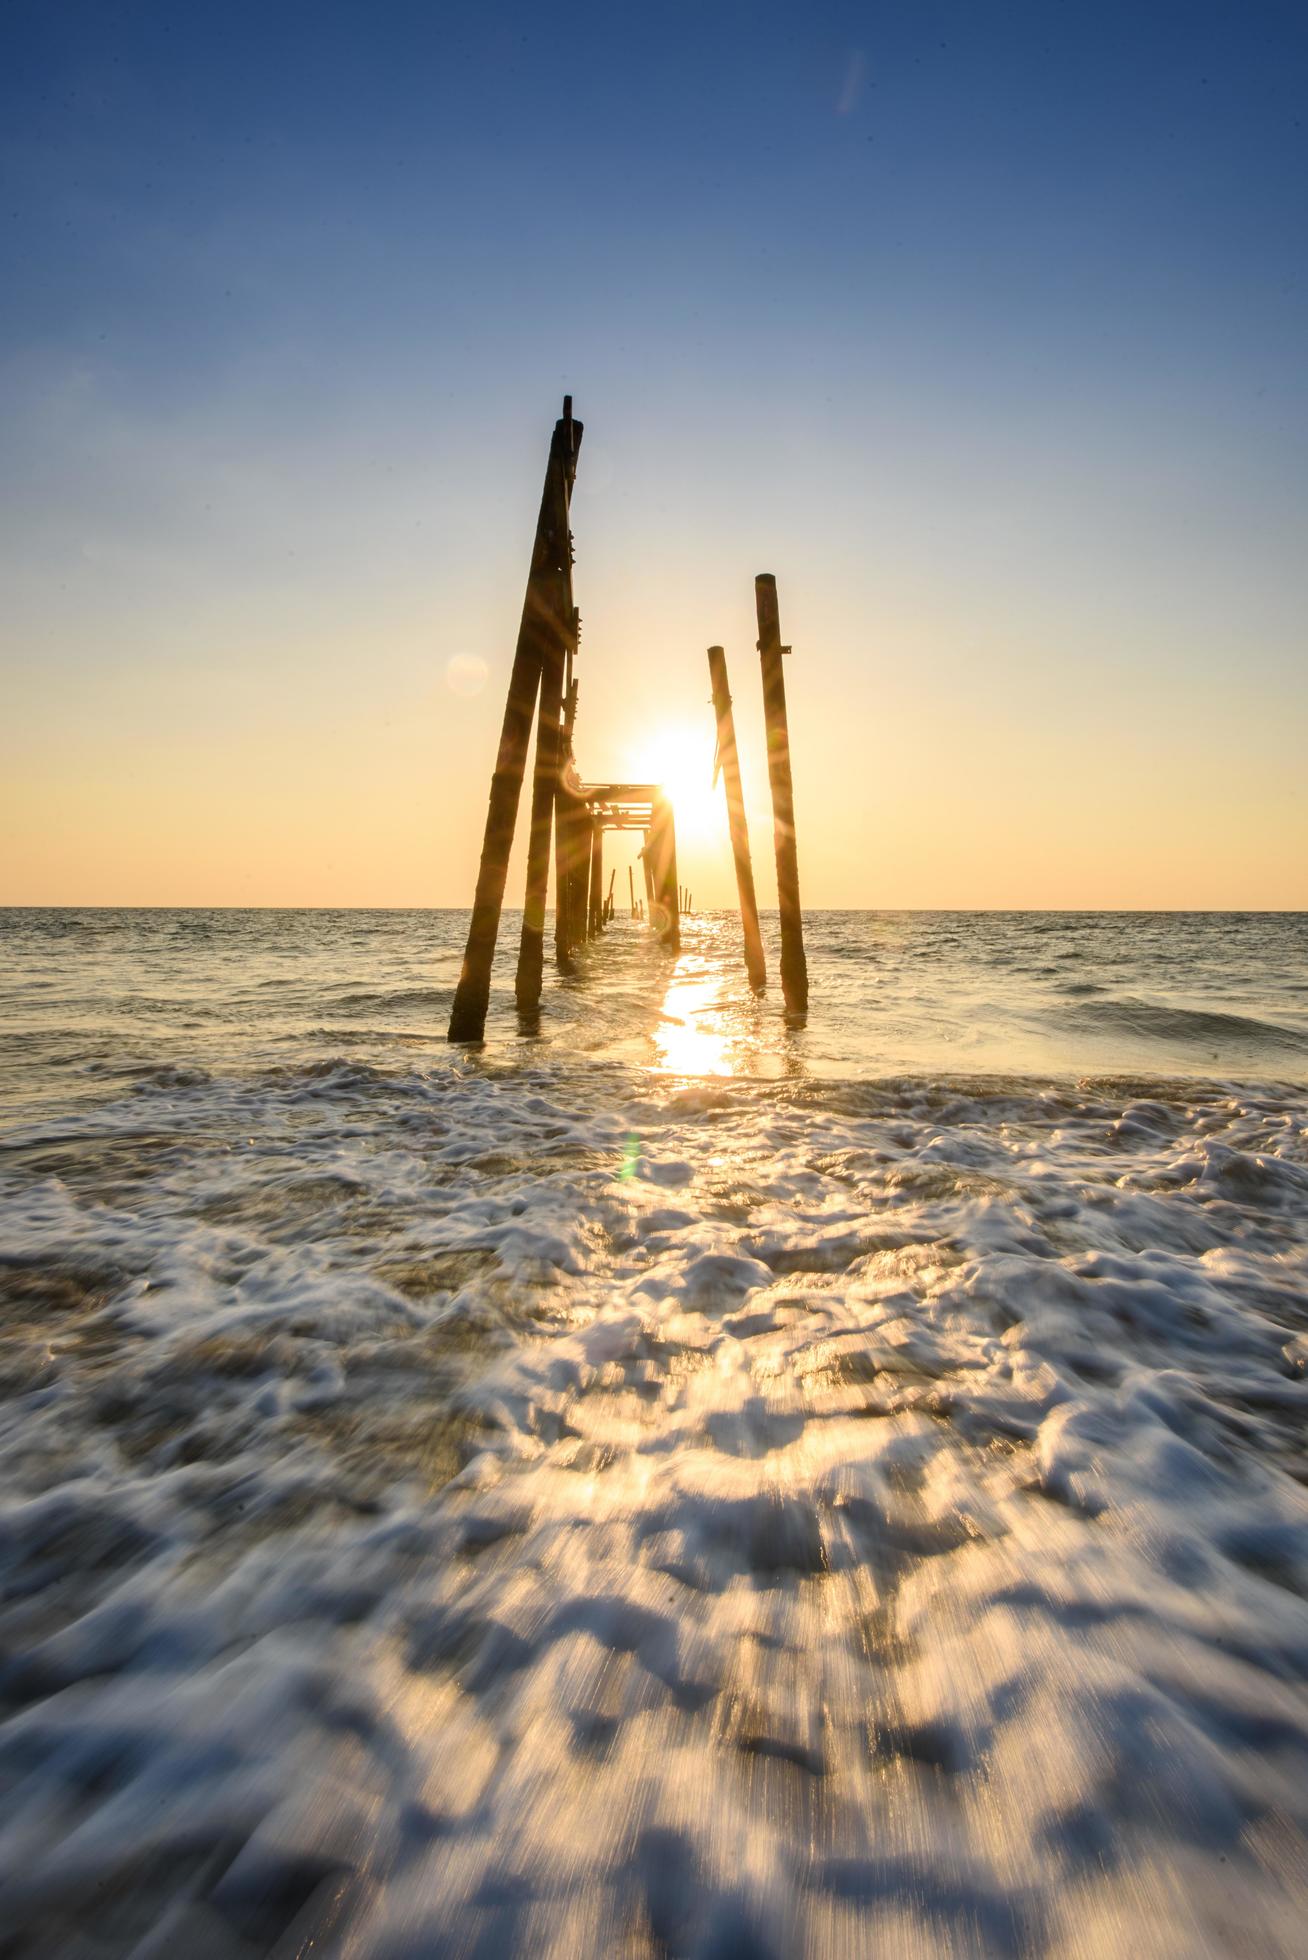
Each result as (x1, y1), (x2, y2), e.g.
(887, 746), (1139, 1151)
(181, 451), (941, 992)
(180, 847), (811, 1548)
(652, 956), (735, 1075)
(651, 943), (805, 1079)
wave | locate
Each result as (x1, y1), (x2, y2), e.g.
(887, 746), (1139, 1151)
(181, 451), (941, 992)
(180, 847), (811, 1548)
(1054, 994), (1308, 1053)
(327, 986), (453, 1014)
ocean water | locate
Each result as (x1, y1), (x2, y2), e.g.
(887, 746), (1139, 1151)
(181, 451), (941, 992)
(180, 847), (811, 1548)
(1, 906), (1307, 1955)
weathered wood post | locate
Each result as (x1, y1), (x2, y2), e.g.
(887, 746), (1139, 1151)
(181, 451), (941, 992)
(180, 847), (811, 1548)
(628, 865), (636, 917)
(516, 588), (577, 1014)
(588, 820), (604, 935)
(605, 868), (616, 922)
(648, 794), (680, 950)
(553, 682), (582, 966)
(448, 400), (581, 1041)
(707, 645), (765, 993)
(569, 804), (591, 949)
(755, 573), (808, 1016)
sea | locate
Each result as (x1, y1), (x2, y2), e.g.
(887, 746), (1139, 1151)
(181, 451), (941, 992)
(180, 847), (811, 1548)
(1, 906), (1306, 1956)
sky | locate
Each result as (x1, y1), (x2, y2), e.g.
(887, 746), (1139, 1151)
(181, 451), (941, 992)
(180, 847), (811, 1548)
(3, 0), (1306, 908)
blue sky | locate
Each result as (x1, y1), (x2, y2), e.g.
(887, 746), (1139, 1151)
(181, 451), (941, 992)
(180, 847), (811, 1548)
(4, 0), (1306, 904)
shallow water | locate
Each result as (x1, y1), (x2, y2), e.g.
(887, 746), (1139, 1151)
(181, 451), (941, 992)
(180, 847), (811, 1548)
(1, 908), (1306, 1955)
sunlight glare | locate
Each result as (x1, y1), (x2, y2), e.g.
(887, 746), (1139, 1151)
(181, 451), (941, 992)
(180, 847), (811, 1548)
(638, 720), (722, 844)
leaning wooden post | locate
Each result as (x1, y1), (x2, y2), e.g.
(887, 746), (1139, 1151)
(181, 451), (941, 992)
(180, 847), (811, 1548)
(755, 574), (808, 1015)
(648, 794), (680, 950)
(587, 820), (604, 935)
(448, 400), (581, 1041)
(628, 865), (636, 917)
(707, 645), (765, 992)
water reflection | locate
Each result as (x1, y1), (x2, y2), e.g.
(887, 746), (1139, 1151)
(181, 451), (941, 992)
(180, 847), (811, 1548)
(652, 955), (735, 1075)
(651, 935), (807, 1080)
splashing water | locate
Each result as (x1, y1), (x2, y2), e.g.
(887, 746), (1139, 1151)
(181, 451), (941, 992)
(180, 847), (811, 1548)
(1, 908), (1306, 1954)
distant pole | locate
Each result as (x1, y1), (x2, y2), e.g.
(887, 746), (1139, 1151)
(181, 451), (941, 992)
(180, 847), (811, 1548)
(648, 794), (680, 949)
(755, 574), (808, 1015)
(448, 400), (581, 1041)
(707, 646), (765, 993)
(628, 864), (635, 917)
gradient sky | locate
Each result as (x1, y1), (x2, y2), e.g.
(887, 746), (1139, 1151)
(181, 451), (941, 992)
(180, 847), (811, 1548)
(3, 0), (1306, 908)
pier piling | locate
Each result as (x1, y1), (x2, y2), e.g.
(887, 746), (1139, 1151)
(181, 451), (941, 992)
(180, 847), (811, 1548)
(449, 400), (580, 1041)
(708, 645), (766, 993)
(755, 574), (808, 1016)
(648, 794), (680, 950)
(588, 821), (605, 936)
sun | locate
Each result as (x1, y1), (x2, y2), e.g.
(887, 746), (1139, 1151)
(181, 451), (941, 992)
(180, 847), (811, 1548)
(639, 721), (723, 844)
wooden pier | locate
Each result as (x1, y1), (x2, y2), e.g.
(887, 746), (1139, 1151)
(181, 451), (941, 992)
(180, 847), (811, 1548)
(447, 400), (808, 1041)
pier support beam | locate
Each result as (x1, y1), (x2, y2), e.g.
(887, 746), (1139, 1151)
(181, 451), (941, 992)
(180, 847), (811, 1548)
(648, 794), (680, 950)
(755, 574), (808, 1016)
(448, 400), (581, 1040)
(707, 645), (765, 993)
(588, 821), (604, 936)
(516, 604), (574, 1013)
(567, 805), (591, 952)
(553, 684), (580, 967)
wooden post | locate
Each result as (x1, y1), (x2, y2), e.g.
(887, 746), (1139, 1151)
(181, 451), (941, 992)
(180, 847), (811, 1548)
(588, 821), (604, 935)
(448, 399), (581, 1041)
(755, 574), (808, 1015)
(553, 679), (580, 967)
(515, 598), (575, 1013)
(606, 868), (616, 922)
(641, 837), (655, 911)
(628, 865), (635, 917)
(555, 794), (587, 964)
(707, 645), (765, 992)
(570, 805), (591, 947)
(648, 794), (680, 949)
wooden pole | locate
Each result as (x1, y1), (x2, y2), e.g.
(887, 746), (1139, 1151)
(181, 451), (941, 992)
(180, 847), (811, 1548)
(628, 864), (635, 917)
(569, 805), (591, 948)
(648, 794), (680, 950)
(553, 680), (580, 967)
(515, 596), (575, 1014)
(448, 400), (581, 1041)
(755, 574), (808, 1015)
(707, 645), (765, 993)
(641, 837), (655, 910)
(588, 821), (604, 935)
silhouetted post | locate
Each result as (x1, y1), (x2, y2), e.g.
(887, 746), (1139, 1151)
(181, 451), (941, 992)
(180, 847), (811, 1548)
(449, 400), (581, 1040)
(606, 868), (616, 922)
(707, 645), (766, 993)
(554, 682), (580, 967)
(641, 838), (654, 912)
(569, 804), (591, 947)
(516, 592), (577, 1013)
(648, 794), (680, 949)
(628, 865), (635, 916)
(755, 574), (808, 1016)
(588, 821), (604, 935)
